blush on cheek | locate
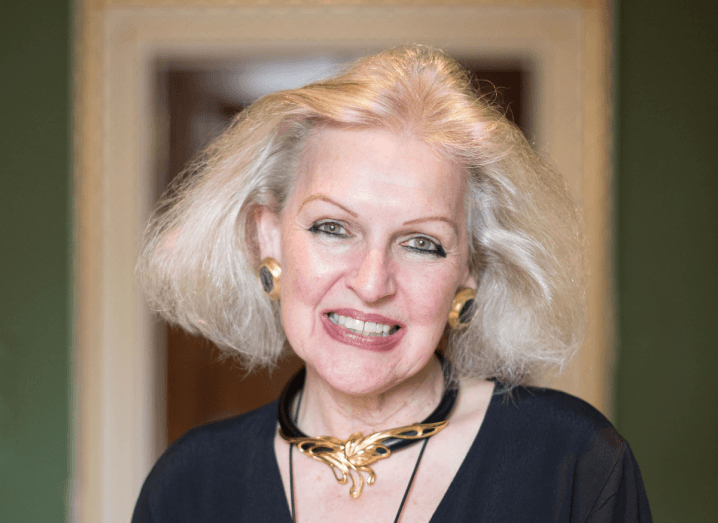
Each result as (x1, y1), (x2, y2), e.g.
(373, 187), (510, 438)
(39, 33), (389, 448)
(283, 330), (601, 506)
(400, 273), (456, 322)
(303, 247), (354, 287)
(282, 251), (343, 325)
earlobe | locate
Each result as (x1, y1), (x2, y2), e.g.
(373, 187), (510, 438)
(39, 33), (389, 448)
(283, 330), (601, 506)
(448, 269), (479, 329)
(462, 269), (478, 292)
(255, 206), (282, 263)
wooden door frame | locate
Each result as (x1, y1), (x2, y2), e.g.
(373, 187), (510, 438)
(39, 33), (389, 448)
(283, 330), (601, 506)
(72, 1), (611, 521)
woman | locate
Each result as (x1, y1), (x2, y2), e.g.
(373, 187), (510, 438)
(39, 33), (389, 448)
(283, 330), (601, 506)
(133, 46), (651, 522)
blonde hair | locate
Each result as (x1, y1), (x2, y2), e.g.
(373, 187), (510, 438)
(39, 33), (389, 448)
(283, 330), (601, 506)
(138, 46), (585, 384)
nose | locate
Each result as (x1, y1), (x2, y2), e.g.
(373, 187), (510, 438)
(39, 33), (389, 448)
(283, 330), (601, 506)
(347, 248), (397, 303)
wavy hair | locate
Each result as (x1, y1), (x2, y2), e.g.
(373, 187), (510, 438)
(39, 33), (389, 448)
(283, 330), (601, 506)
(137, 45), (585, 384)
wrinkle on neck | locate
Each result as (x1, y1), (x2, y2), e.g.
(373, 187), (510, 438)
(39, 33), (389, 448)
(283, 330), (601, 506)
(296, 355), (444, 437)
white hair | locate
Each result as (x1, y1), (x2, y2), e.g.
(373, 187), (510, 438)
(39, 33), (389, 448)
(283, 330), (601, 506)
(137, 45), (585, 384)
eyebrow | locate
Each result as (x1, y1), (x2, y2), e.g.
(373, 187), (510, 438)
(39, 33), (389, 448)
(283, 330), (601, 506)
(299, 194), (459, 236)
(403, 216), (459, 237)
(298, 194), (358, 217)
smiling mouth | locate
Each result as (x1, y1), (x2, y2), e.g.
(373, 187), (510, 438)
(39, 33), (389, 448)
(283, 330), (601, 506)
(326, 312), (401, 337)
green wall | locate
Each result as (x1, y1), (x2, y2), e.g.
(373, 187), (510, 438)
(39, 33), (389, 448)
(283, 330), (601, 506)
(0, 1), (72, 521)
(615, 1), (717, 521)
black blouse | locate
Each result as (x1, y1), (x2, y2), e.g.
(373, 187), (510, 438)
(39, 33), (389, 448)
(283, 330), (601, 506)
(132, 385), (652, 522)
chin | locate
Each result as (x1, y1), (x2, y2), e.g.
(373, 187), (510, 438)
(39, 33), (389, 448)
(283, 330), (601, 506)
(321, 370), (401, 397)
(306, 343), (434, 398)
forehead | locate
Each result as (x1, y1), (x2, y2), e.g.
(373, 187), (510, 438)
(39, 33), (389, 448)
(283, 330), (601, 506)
(290, 126), (466, 220)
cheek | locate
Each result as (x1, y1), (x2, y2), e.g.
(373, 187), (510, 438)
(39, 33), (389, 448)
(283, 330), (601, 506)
(280, 234), (348, 316)
(397, 268), (458, 325)
(279, 239), (355, 357)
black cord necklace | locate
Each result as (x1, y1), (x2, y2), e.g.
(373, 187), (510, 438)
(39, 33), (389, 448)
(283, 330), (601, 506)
(279, 354), (457, 520)
(278, 354), (457, 452)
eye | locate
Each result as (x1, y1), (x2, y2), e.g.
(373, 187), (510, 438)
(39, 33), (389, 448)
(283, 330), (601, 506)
(309, 220), (349, 237)
(402, 236), (447, 258)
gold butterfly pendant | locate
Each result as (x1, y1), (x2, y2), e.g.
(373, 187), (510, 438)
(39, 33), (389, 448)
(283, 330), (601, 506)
(281, 421), (447, 498)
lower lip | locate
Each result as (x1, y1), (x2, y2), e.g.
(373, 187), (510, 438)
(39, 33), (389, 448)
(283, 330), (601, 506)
(320, 314), (405, 352)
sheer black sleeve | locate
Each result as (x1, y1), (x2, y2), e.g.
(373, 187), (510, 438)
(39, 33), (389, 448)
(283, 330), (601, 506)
(581, 441), (652, 522)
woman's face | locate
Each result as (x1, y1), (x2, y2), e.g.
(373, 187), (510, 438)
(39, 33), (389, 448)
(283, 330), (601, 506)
(258, 127), (475, 396)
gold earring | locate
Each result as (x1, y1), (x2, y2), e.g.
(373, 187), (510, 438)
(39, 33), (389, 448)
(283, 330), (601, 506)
(448, 288), (477, 329)
(258, 257), (281, 301)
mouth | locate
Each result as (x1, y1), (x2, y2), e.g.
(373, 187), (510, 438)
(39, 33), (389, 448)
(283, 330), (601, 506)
(326, 312), (401, 337)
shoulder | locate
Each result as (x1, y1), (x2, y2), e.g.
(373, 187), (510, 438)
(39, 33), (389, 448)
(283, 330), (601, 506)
(431, 384), (652, 522)
(157, 400), (277, 469)
(488, 384), (626, 457)
(132, 401), (279, 522)
(496, 384), (620, 437)
(489, 386), (653, 521)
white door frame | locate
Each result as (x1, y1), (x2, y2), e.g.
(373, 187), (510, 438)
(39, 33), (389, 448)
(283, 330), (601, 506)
(72, 2), (611, 521)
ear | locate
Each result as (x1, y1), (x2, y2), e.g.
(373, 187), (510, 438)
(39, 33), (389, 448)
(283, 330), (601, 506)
(254, 206), (282, 263)
(461, 268), (478, 292)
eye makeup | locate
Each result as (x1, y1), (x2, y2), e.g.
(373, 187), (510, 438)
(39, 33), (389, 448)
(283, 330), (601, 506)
(402, 236), (447, 258)
(308, 220), (350, 238)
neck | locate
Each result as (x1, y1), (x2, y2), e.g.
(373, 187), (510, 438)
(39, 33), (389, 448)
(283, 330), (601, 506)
(294, 356), (444, 438)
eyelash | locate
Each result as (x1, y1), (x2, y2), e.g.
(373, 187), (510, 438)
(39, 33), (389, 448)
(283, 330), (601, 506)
(309, 220), (349, 237)
(308, 221), (447, 258)
(403, 237), (447, 258)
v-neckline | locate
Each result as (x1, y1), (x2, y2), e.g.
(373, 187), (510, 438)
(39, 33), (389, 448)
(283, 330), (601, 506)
(267, 380), (502, 523)
(427, 381), (501, 522)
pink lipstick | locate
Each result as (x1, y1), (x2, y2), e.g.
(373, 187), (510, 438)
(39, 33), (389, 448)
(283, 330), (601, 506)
(320, 308), (405, 352)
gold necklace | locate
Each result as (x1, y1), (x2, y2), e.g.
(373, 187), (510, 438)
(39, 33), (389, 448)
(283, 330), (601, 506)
(288, 429), (430, 522)
(277, 356), (456, 499)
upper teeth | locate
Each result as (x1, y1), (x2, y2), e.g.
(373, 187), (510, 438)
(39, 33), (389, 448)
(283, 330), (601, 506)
(328, 312), (397, 337)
